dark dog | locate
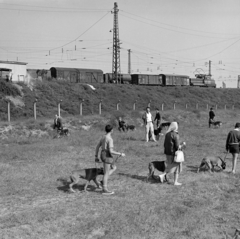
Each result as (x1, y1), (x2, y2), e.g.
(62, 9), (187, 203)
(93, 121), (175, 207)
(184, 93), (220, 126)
(147, 161), (168, 182)
(59, 128), (69, 136)
(197, 156), (226, 173)
(148, 127), (163, 141)
(126, 125), (136, 131)
(69, 167), (104, 192)
(213, 121), (222, 127)
(160, 122), (171, 128)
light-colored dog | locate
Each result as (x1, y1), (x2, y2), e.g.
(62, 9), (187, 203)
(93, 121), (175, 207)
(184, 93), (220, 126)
(197, 156), (226, 173)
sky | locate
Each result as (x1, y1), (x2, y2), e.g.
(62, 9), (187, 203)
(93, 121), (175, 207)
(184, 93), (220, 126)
(0, 0), (240, 87)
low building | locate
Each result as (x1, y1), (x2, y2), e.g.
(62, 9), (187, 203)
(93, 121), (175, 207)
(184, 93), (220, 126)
(0, 61), (27, 82)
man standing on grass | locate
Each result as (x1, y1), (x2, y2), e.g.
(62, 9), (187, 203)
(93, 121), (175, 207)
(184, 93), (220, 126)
(226, 122), (240, 174)
(209, 107), (215, 128)
(142, 107), (156, 142)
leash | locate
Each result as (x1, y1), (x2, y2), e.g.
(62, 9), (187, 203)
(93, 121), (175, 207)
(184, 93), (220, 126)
(223, 151), (228, 162)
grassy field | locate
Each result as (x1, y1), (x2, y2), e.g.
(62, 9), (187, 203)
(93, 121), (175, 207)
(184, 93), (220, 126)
(1, 109), (240, 239)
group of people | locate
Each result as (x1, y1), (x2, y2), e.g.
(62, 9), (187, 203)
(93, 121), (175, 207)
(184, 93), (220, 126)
(94, 105), (240, 195)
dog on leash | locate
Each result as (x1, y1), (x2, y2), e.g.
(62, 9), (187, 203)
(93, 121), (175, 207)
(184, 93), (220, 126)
(146, 161), (168, 182)
(209, 121), (222, 128)
(197, 156), (226, 173)
(160, 122), (171, 128)
(69, 167), (104, 193)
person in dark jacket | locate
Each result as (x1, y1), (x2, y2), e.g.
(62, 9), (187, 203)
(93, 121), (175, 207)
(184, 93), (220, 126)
(226, 122), (240, 174)
(209, 107), (215, 128)
(154, 108), (161, 128)
(118, 117), (127, 132)
(53, 115), (63, 131)
(159, 122), (182, 186)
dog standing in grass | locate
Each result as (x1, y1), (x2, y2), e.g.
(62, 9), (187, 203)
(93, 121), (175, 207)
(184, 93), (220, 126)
(69, 167), (104, 193)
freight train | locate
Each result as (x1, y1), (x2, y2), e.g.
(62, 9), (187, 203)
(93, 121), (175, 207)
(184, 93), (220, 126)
(26, 67), (216, 88)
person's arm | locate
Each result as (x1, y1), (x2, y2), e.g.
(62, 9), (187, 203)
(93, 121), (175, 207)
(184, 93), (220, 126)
(174, 133), (180, 151)
(108, 138), (125, 157)
(95, 139), (102, 161)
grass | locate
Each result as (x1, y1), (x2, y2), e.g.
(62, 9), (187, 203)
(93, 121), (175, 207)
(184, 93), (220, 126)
(1, 81), (240, 121)
(1, 109), (240, 238)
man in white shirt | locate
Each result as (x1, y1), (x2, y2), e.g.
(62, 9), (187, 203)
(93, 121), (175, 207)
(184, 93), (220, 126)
(142, 107), (156, 142)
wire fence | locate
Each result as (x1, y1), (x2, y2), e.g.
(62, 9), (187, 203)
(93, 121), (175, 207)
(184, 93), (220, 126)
(2, 100), (236, 122)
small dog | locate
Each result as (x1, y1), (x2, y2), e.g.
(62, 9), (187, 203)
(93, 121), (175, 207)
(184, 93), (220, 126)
(147, 161), (167, 182)
(126, 125), (136, 131)
(213, 121), (222, 127)
(60, 128), (69, 136)
(197, 156), (226, 173)
(69, 167), (104, 193)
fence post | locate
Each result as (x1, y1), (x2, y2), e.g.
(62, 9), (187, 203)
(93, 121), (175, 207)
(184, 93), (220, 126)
(7, 101), (10, 122)
(133, 100), (136, 111)
(173, 103), (176, 110)
(196, 103), (198, 110)
(80, 99), (84, 116)
(185, 103), (188, 109)
(232, 105), (235, 110)
(225, 104), (227, 110)
(161, 103), (164, 111)
(117, 100), (120, 111)
(206, 104), (208, 110)
(33, 99), (37, 120)
(99, 100), (102, 115)
(58, 100), (62, 117)
(215, 104), (218, 110)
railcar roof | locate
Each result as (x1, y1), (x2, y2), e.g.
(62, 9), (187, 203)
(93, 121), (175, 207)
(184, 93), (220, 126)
(0, 68), (12, 71)
(50, 67), (103, 73)
(160, 74), (189, 77)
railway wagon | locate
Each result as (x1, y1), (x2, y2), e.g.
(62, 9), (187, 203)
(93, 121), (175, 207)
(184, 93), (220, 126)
(104, 73), (131, 84)
(159, 74), (190, 86)
(131, 74), (162, 85)
(50, 67), (103, 83)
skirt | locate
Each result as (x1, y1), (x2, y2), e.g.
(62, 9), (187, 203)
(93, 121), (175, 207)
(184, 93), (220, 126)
(165, 155), (182, 174)
(228, 144), (239, 154)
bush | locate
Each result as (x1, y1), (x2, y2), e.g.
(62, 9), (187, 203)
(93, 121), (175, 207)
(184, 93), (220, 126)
(0, 81), (21, 97)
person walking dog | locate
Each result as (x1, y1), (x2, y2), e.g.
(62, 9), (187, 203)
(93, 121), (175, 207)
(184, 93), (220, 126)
(159, 122), (183, 186)
(142, 107), (156, 142)
(209, 107), (215, 128)
(226, 122), (240, 174)
(95, 125), (125, 195)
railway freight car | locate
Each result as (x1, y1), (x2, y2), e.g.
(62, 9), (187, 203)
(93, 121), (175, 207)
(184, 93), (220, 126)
(159, 74), (190, 86)
(131, 74), (162, 85)
(190, 74), (216, 88)
(50, 67), (103, 83)
(104, 73), (131, 84)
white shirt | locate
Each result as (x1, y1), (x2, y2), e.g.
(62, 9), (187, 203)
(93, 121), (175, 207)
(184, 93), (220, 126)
(146, 112), (152, 123)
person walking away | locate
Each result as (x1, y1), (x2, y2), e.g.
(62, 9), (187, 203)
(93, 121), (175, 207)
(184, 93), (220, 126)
(154, 108), (161, 128)
(53, 115), (63, 137)
(226, 123), (240, 174)
(159, 122), (182, 186)
(142, 107), (156, 142)
(209, 107), (215, 128)
(95, 125), (125, 195)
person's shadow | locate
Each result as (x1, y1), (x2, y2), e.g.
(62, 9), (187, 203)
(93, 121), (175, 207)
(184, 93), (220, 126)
(186, 165), (199, 173)
(118, 172), (160, 184)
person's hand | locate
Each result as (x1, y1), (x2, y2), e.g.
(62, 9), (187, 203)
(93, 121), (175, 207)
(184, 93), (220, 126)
(95, 157), (100, 162)
(121, 153), (126, 157)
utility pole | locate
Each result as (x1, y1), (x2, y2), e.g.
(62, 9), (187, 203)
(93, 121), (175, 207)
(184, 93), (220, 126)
(128, 49), (131, 74)
(208, 60), (212, 76)
(112, 2), (121, 84)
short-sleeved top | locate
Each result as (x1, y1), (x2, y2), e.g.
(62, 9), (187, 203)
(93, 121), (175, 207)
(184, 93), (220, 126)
(100, 134), (114, 157)
(164, 131), (180, 156)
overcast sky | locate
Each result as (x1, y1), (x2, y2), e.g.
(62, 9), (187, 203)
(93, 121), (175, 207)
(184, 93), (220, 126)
(0, 0), (240, 87)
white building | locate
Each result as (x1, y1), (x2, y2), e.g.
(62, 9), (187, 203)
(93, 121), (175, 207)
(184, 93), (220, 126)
(0, 61), (27, 82)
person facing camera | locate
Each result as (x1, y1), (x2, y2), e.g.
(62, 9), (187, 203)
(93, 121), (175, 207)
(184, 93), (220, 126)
(142, 107), (156, 142)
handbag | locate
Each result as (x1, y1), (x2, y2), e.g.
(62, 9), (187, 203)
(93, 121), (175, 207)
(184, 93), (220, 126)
(174, 150), (184, 163)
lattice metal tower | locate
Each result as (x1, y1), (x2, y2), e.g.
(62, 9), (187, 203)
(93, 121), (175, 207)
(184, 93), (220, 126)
(112, 2), (121, 84)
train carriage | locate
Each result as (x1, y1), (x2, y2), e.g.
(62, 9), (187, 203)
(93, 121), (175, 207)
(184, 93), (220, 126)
(160, 74), (190, 86)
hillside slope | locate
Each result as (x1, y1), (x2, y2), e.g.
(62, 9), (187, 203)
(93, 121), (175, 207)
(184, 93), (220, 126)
(0, 81), (239, 121)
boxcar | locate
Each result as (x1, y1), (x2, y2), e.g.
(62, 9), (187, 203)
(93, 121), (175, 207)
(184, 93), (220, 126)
(50, 67), (103, 83)
(160, 74), (190, 86)
(104, 73), (131, 84)
(131, 74), (162, 85)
